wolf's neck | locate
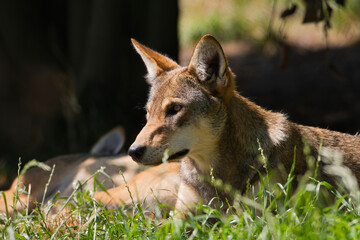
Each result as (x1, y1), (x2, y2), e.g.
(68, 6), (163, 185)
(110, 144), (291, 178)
(227, 92), (288, 151)
(213, 92), (289, 186)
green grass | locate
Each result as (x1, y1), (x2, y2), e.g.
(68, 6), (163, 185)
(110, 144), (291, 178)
(1, 150), (360, 239)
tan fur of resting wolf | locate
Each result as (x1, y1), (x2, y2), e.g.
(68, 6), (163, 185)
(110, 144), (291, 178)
(125, 34), (360, 216)
(0, 126), (142, 214)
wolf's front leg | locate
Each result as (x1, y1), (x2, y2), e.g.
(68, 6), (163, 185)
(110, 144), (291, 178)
(174, 181), (202, 218)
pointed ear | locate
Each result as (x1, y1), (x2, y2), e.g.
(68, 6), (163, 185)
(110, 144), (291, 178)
(90, 126), (125, 155)
(188, 34), (235, 101)
(131, 38), (179, 83)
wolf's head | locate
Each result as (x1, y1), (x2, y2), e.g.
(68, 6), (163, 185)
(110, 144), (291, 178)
(128, 35), (236, 171)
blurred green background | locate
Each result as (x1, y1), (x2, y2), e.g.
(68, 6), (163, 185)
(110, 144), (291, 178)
(180, 0), (360, 46)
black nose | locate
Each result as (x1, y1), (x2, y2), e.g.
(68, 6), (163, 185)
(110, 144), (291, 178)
(128, 145), (146, 161)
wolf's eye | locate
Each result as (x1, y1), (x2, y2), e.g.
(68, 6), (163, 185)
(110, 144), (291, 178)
(166, 104), (182, 116)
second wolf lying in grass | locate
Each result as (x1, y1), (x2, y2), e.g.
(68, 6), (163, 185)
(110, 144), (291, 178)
(0, 127), (141, 214)
(127, 34), (360, 215)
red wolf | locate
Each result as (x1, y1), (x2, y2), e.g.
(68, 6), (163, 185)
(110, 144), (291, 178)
(0, 127), (141, 214)
(128, 34), (360, 215)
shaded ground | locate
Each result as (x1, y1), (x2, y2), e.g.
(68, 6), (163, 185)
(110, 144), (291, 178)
(180, 40), (360, 135)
